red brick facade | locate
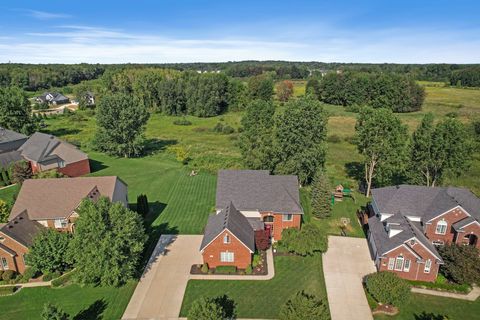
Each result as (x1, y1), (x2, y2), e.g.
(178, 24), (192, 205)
(424, 207), (469, 244)
(201, 230), (252, 269)
(377, 242), (439, 282)
(260, 212), (301, 240)
(454, 222), (480, 248)
(0, 232), (29, 274)
(58, 159), (91, 177)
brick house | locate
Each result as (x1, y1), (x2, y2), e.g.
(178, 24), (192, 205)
(200, 170), (302, 269)
(0, 176), (128, 274)
(19, 132), (91, 177)
(368, 185), (480, 282)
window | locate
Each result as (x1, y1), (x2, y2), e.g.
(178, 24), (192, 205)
(404, 259), (411, 272)
(220, 252), (234, 262)
(424, 259), (432, 273)
(263, 216), (274, 223)
(223, 234), (230, 244)
(54, 219), (68, 229)
(433, 240), (445, 246)
(58, 160), (66, 168)
(387, 258), (395, 270)
(435, 220), (448, 235)
(283, 214), (293, 222)
(1, 257), (8, 270)
(394, 256), (404, 271)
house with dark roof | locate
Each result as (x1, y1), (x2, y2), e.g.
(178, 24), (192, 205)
(19, 132), (90, 177)
(0, 176), (128, 274)
(35, 92), (70, 105)
(200, 170), (302, 269)
(0, 128), (28, 169)
(368, 185), (480, 282)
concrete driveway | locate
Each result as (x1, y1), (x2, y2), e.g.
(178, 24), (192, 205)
(323, 236), (376, 320)
(123, 235), (203, 320)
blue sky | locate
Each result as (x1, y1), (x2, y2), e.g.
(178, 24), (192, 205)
(1, 0), (479, 63)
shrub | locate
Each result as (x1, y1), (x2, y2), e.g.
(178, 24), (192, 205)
(438, 243), (480, 285)
(254, 229), (270, 250)
(173, 118), (192, 126)
(51, 270), (76, 287)
(22, 267), (38, 281)
(279, 291), (329, 320)
(215, 266), (237, 274)
(136, 194), (149, 216)
(222, 125), (235, 134)
(0, 286), (16, 296)
(280, 223), (328, 256)
(252, 253), (261, 267)
(0, 270), (4, 279)
(201, 263), (209, 274)
(213, 122), (224, 133)
(326, 135), (342, 143)
(245, 265), (253, 275)
(187, 296), (234, 320)
(2, 270), (15, 281)
(41, 303), (69, 320)
(365, 272), (410, 306)
(43, 271), (61, 282)
(11, 160), (32, 185)
(0, 200), (10, 223)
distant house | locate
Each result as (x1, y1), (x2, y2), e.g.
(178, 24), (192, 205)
(84, 92), (95, 106)
(0, 128), (27, 169)
(368, 185), (480, 282)
(200, 170), (302, 269)
(35, 92), (70, 105)
(0, 176), (128, 274)
(19, 132), (90, 177)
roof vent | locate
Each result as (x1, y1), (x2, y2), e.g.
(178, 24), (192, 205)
(8, 225), (13, 229)
(19, 216), (23, 220)
(13, 221), (18, 224)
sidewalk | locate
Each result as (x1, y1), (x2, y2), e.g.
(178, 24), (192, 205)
(411, 285), (480, 301)
(189, 248), (275, 280)
(0, 280), (51, 288)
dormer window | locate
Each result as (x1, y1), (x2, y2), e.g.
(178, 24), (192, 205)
(223, 234), (230, 244)
(435, 220), (447, 235)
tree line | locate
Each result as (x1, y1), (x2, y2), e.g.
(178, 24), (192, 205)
(308, 71), (425, 113)
(450, 67), (480, 87)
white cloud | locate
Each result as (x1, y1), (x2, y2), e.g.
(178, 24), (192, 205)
(25, 10), (71, 20)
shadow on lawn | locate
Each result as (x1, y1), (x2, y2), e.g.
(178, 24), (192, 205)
(414, 312), (449, 320)
(44, 127), (81, 137)
(144, 138), (177, 155)
(73, 299), (107, 320)
(89, 159), (109, 173)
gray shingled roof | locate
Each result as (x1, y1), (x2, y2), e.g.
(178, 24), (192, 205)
(372, 185), (480, 222)
(0, 211), (45, 247)
(368, 215), (442, 262)
(0, 150), (22, 169)
(452, 217), (478, 231)
(0, 128), (27, 153)
(200, 202), (255, 252)
(216, 170), (302, 214)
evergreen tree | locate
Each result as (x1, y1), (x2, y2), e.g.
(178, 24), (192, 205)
(41, 303), (69, 320)
(311, 171), (332, 219)
(238, 100), (276, 170)
(275, 96), (328, 184)
(69, 197), (147, 286)
(93, 93), (150, 158)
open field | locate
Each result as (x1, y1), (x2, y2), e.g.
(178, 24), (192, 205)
(180, 254), (327, 319)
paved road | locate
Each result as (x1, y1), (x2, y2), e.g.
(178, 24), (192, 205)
(323, 236), (376, 320)
(122, 235), (203, 320)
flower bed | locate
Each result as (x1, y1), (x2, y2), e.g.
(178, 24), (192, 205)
(190, 250), (268, 276)
(407, 275), (471, 294)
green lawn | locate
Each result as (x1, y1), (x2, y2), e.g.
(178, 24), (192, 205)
(0, 184), (19, 204)
(180, 254), (327, 319)
(0, 282), (136, 320)
(374, 293), (480, 320)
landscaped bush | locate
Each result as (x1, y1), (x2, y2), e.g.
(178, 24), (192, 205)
(365, 272), (410, 306)
(42, 271), (61, 282)
(252, 253), (261, 267)
(280, 223), (327, 256)
(187, 295), (236, 320)
(2, 270), (16, 281)
(201, 263), (209, 273)
(254, 229), (270, 250)
(0, 286), (16, 296)
(407, 277), (471, 294)
(212, 122), (235, 134)
(215, 266), (237, 274)
(136, 194), (149, 216)
(51, 270), (76, 287)
(438, 243), (480, 285)
(173, 118), (192, 126)
(245, 265), (253, 275)
(279, 291), (329, 320)
(22, 267), (38, 282)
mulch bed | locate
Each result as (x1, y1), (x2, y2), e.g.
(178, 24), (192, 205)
(191, 250), (268, 276)
(372, 304), (399, 316)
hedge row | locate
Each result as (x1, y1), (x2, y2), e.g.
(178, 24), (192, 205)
(51, 270), (76, 287)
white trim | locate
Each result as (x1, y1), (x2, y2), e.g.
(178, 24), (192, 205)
(0, 246), (15, 256)
(426, 205), (470, 222)
(200, 228), (254, 253)
(435, 220), (448, 235)
(394, 256), (404, 271)
(456, 220), (480, 230)
(401, 242), (422, 260)
(424, 259), (432, 273)
(282, 214), (293, 222)
(404, 259), (411, 272)
(387, 258), (395, 270)
(0, 232), (28, 251)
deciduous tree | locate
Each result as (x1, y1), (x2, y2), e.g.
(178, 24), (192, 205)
(281, 223), (327, 256)
(187, 295), (236, 320)
(438, 243), (480, 285)
(11, 160), (33, 185)
(365, 272), (410, 306)
(279, 291), (329, 320)
(41, 303), (69, 320)
(247, 74), (274, 101)
(0, 86), (37, 134)
(276, 80), (294, 102)
(26, 229), (71, 274)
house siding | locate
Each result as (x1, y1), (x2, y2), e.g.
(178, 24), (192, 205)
(58, 159), (91, 177)
(0, 232), (29, 274)
(378, 244), (439, 282)
(260, 212), (301, 240)
(425, 208), (469, 244)
(202, 230), (252, 269)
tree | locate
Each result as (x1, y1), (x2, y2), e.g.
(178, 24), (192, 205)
(187, 295), (236, 320)
(26, 229), (71, 274)
(276, 80), (294, 102)
(438, 243), (480, 285)
(0, 86), (37, 134)
(305, 79), (321, 100)
(355, 107), (408, 196)
(11, 160), (33, 185)
(409, 113), (435, 186)
(136, 194), (149, 216)
(279, 291), (329, 320)
(365, 272), (410, 306)
(69, 197), (146, 286)
(238, 100), (276, 170)
(93, 93), (150, 158)
(0, 200), (10, 223)
(310, 171), (332, 219)
(275, 96), (328, 184)
(41, 303), (69, 320)
(254, 229), (270, 251)
(247, 74), (274, 101)
(280, 223), (327, 256)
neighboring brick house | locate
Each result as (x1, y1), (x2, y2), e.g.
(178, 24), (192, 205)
(200, 170), (302, 269)
(0, 176), (129, 274)
(368, 185), (480, 282)
(19, 132), (91, 177)
(200, 202), (255, 269)
(0, 128), (27, 170)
